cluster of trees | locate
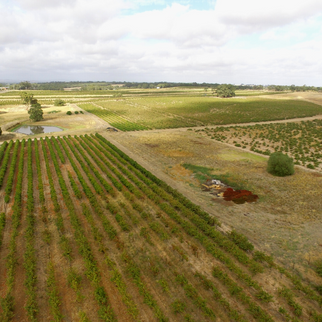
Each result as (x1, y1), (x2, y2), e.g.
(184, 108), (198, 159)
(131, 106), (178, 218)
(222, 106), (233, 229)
(6, 80), (322, 92)
(20, 92), (43, 122)
(216, 84), (236, 98)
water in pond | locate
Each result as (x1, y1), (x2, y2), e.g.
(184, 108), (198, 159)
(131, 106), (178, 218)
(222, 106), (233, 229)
(14, 125), (63, 135)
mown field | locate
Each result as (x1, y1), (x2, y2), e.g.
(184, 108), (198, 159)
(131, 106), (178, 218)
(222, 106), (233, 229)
(0, 134), (322, 322)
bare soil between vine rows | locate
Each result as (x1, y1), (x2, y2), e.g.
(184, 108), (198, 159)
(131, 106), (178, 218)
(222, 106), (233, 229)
(103, 127), (322, 285)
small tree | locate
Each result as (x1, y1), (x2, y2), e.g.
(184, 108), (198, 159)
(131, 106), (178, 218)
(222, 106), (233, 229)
(216, 84), (235, 98)
(267, 152), (294, 177)
(28, 103), (43, 122)
(20, 92), (37, 106)
(54, 99), (65, 106)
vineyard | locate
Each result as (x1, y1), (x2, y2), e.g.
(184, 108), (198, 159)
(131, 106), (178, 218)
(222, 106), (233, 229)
(0, 134), (322, 322)
(194, 119), (322, 171)
(77, 97), (322, 131)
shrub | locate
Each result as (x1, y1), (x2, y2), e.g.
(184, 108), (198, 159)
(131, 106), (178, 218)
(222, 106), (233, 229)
(74, 111), (79, 114)
(66, 111), (72, 115)
(267, 152), (294, 177)
(54, 99), (65, 106)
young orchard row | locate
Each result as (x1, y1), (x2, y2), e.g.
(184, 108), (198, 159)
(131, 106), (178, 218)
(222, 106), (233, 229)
(195, 119), (322, 170)
(78, 103), (149, 131)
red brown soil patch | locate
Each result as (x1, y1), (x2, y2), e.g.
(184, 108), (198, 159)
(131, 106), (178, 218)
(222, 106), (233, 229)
(223, 188), (259, 204)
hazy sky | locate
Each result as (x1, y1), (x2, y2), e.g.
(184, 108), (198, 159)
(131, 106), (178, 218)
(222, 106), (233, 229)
(1, 0), (322, 85)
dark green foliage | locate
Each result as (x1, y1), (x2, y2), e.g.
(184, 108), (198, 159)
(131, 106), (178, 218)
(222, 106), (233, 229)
(46, 262), (63, 321)
(122, 252), (168, 322)
(267, 152), (294, 177)
(0, 294), (14, 321)
(171, 300), (186, 314)
(0, 140), (13, 188)
(253, 251), (274, 266)
(216, 84), (235, 98)
(54, 99), (65, 106)
(4, 140), (20, 202)
(66, 111), (72, 115)
(255, 290), (273, 302)
(278, 286), (302, 317)
(0, 140), (8, 162)
(0, 212), (5, 247)
(316, 285), (322, 295)
(228, 230), (254, 252)
(20, 92), (37, 105)
(28, 103), (43, 122)
(175, 274), (216, 319)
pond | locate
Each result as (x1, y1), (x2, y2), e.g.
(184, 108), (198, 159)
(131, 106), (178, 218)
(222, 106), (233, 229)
(14, 125), (63, 135)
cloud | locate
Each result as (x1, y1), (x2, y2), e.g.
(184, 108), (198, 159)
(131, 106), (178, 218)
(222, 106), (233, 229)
(0, 0), (322, 85)
(215, 0), (322, 33)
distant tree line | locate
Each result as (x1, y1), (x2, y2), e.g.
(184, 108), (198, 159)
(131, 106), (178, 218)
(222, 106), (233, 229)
(6, 81), (322, 92)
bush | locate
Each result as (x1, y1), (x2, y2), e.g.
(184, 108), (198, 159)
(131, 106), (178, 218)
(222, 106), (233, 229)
(267, 152), (294, 177)
(54, 99), (65, 106)
(74, 111), (79, 114)
(66, 111), (72, 115)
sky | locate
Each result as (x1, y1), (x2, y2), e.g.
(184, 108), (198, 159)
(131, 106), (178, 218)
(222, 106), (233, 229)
(0, 0), (322, 85)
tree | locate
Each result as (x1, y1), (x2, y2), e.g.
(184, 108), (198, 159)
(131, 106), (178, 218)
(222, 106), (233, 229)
(20, 92), (37, 106)
(54, 99), (65, 106)
(216, 84), (235, 98)
(28, 103), (43, 122)
(267, 152), (294, 177)
(18, 81), (32, 90)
